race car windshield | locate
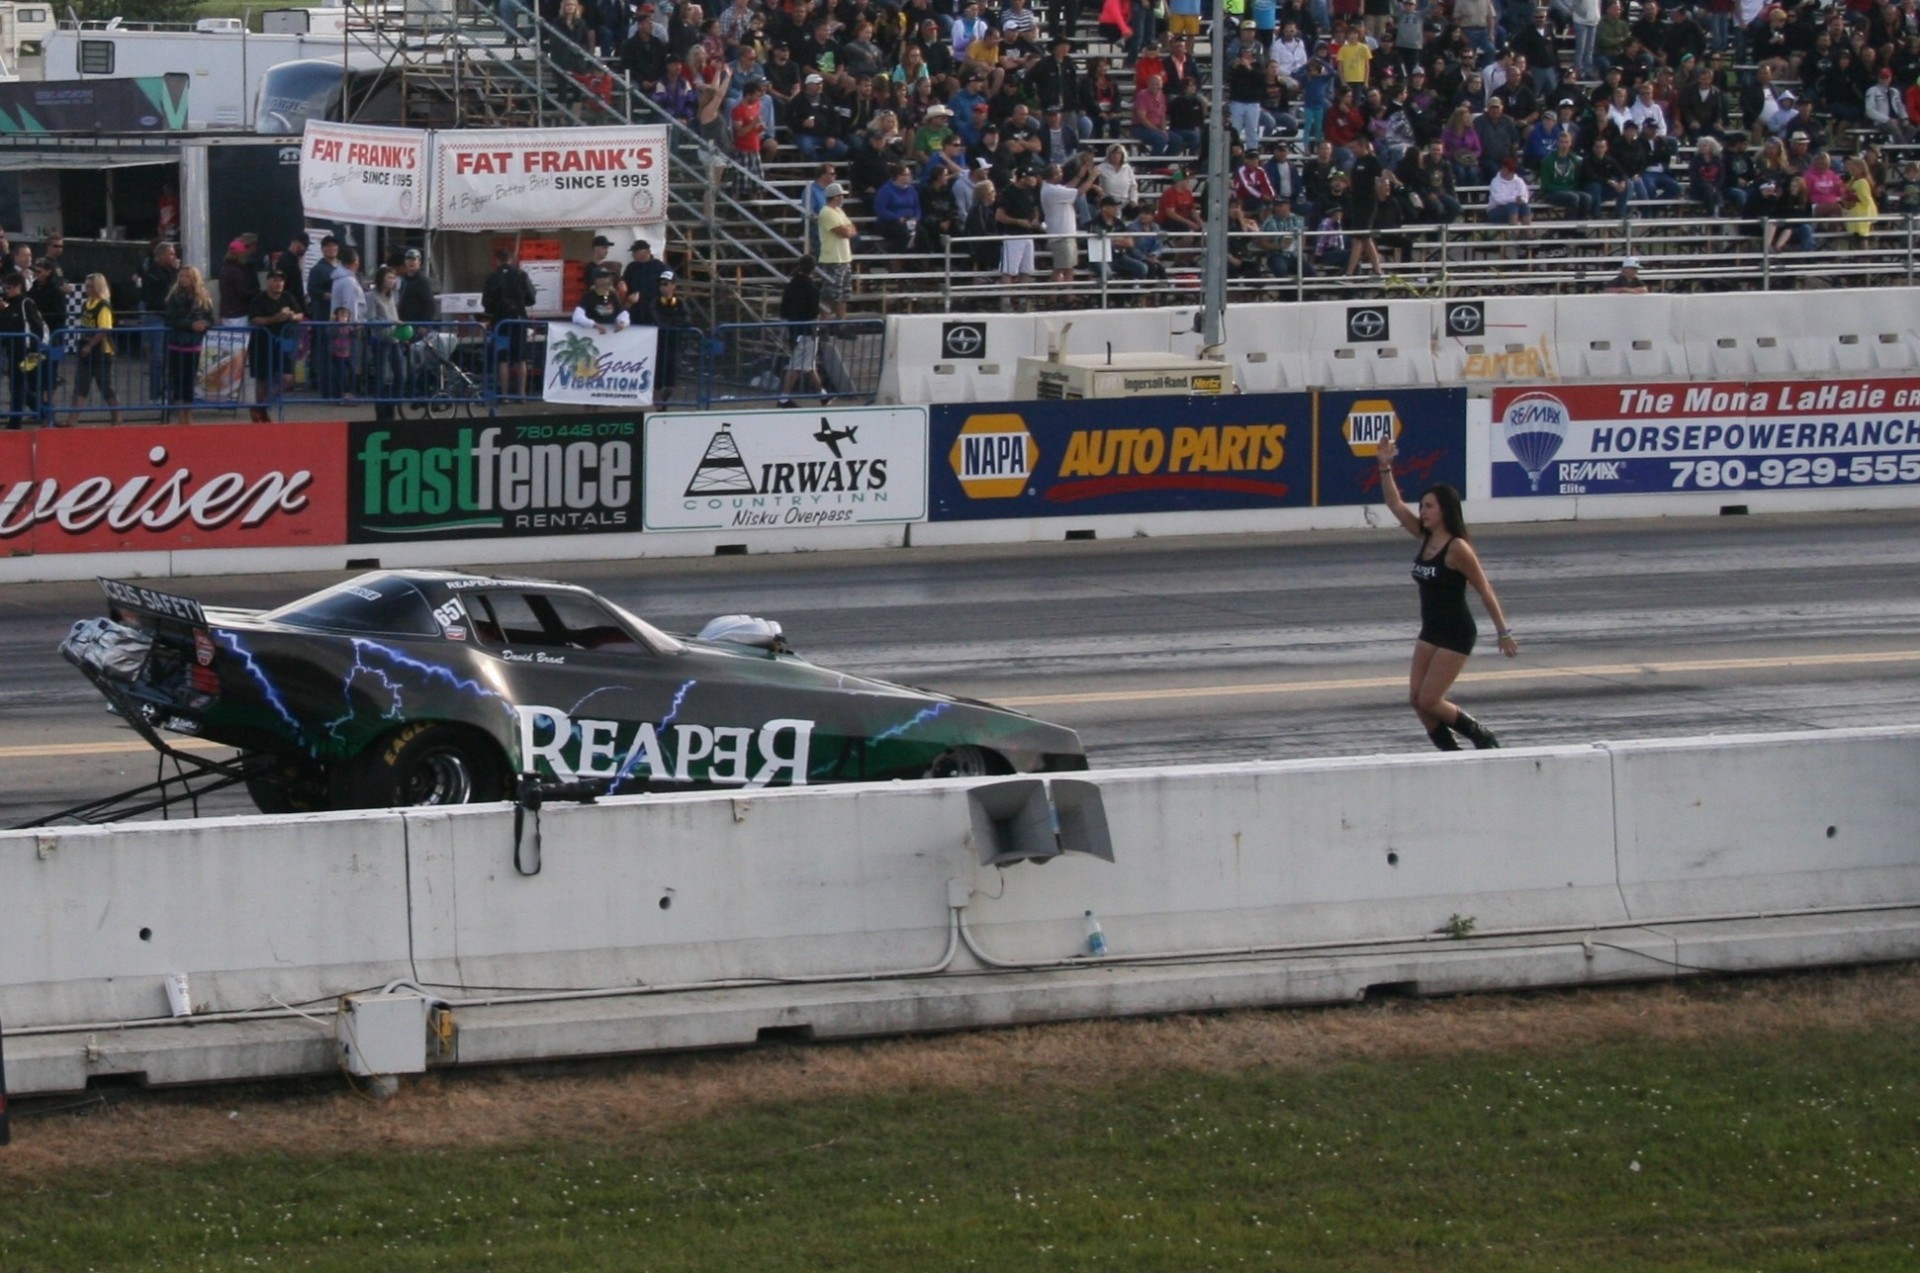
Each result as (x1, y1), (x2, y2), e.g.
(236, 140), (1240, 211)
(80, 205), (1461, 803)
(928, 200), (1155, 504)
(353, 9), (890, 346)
(264, 579), (442, 637)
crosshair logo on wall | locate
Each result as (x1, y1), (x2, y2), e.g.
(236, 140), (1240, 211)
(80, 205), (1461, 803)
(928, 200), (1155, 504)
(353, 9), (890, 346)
(1446, 301), (1486, 339)
(1346, 306), (1388, 343)
(942, 321), (987, 359)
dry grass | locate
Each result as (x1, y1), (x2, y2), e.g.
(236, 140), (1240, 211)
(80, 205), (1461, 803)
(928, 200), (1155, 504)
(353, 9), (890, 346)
(6, 962), (1917, 1182)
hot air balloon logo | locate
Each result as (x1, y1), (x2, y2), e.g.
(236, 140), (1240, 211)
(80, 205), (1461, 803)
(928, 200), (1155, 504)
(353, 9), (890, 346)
(1501, 392), (1572, 492)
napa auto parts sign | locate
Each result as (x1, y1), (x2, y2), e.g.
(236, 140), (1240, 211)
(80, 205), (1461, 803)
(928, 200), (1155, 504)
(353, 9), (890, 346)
(299, 121), (429, 228)
(0, 423), (346, 554)
(1492, 379), (1920, 497)
(435, 125), (668, 230)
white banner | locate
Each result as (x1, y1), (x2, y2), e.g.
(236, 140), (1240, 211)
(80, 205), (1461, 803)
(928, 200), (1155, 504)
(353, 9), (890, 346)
(298, 122), (430, 228)
(543, 321), (659, 406)
(644, 407), (930, 532)
(434, 126), (669, 231)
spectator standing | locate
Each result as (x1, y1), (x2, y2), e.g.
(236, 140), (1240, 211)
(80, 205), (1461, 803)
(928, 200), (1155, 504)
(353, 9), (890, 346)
(0, 272), (46, 427)
(778, 255), (824, 406)
(1041, 160), (1095, 282)
(162, 265), (214, 425)
(875, 164), (925, 252)
(622, 238), (667, 321)
(815, 181), (857, 319)
(71, 272), (120, 424)
(480, 247), (537, 398)
(246, 270), (300, 423)
(217, 238), (258, 324)
(997, 165), (1044, 292)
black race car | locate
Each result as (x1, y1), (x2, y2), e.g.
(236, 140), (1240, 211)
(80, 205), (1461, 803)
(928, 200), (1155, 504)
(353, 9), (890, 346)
(61, 570), (1086, 814)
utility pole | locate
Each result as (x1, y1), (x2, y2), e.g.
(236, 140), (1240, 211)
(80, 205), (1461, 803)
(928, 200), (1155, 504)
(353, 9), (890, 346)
(1200, 0), (1229, 352)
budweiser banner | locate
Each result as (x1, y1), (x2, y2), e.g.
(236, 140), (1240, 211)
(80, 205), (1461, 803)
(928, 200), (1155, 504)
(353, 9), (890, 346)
(299, 121), (430, 228)
(543, 321), (659, 406)
(1, 424), (348, 555)
(434, 126), (668, 230)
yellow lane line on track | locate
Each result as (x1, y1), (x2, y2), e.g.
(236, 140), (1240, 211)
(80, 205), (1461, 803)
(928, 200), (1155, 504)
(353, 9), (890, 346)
(996, 649), (1920, 708)
(0, 738), (231, 760)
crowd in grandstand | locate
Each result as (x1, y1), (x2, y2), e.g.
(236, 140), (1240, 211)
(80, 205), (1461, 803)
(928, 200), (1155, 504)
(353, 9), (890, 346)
(534, 0), (1920, 288)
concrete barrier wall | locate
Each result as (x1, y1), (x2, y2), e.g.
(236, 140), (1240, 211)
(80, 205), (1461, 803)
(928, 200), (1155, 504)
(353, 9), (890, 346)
(6, 727), (1918, 1068)
(880, 288), (1920, 405)
(0, 813), (417, 1030)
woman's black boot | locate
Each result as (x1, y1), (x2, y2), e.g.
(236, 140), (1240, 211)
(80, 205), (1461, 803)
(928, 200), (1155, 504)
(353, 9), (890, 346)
(1427, 724), (1461, 751)
(1452, 711), (1502, 750)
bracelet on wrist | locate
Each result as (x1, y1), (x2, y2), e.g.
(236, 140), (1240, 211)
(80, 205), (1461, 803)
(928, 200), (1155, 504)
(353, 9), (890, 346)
(1497, 629), (1515, 639)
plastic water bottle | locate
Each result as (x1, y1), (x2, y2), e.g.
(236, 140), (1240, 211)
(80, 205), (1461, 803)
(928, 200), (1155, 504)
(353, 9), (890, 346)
(1084, 910), (1108, 958)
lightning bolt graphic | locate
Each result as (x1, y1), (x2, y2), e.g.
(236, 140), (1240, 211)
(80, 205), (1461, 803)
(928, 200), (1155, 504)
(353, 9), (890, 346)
(873, 701), (951, 741)
(218, 630), (308, 745)
(606, 679), (700, 794)
(318, 639), (513, 744)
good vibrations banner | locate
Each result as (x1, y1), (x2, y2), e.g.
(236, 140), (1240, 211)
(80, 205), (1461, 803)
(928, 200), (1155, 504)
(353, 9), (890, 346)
(543, 322), (659, 407)
(433, 126), (668, 230)
(1492, 379), (1920, 497)
(298, 121), (430, 228)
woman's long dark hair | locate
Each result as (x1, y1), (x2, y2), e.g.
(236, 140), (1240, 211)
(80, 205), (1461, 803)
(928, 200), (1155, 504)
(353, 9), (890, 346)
(1421, 483), (1469, 540)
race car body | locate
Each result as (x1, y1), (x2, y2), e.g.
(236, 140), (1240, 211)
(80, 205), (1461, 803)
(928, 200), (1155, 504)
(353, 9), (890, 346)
(61, 570), (1086, 813)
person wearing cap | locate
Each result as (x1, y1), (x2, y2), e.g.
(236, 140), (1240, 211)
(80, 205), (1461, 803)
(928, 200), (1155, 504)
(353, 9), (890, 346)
(777, 255), (825, 408)
(1603, 256), (1648, 293)
(479, 247), (535, 399)
(245, 269), (299, 422)
(1865, 66), (1913, 143)
(815, 182), (856, 320)
(26, 258), (67, 345)
(1028, 36), (1081, 135)
(0, 271), (48, 426)
(1486, 155), (1534, 225)
(622, 238), (666, 323)
(789, 73), (850, 162)
(995, 165), (1043, 292)
(215, 237), (258, 325)
(649, 269), (690, 401)
(572, 266), (630, 335)
(999, 0), (1040, 52)
(1035, 103), (1081, 166)
(618, 6), (668, 89)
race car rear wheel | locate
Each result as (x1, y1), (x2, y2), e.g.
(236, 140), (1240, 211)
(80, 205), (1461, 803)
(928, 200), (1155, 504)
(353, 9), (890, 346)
(244, 753), (335, 815)
(345, 723), (508, 809)
(923, 745), (1000, 779)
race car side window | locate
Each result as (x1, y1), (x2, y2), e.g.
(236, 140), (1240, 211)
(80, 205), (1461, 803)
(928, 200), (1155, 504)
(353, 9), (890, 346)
(465, 592), (645, 653)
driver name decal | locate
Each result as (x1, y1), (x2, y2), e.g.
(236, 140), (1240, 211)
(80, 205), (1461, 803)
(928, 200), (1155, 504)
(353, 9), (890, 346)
(515, 705), (815, 786)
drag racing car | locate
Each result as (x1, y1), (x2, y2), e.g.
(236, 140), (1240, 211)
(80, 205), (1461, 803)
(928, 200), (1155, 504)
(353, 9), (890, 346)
(60, 570), (1087, 814)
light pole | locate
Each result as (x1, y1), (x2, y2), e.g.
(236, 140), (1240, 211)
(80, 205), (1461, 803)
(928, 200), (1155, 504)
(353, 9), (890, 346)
(1200, 0), (1230, 352)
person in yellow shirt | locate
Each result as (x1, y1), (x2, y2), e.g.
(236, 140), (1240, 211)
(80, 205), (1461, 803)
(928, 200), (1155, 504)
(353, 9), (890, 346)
(1336, 27), (1372, 89)
(1843, 155), (1879, 242)
(73, 272), (121, 424)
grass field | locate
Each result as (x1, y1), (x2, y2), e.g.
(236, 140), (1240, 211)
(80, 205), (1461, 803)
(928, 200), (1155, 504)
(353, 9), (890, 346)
(4, 965), (1918, 1271)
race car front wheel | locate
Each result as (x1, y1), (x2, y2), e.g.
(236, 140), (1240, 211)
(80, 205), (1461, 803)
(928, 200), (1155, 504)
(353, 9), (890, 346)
(923, 745), (1000, 779)
(346, 723), (508, 809)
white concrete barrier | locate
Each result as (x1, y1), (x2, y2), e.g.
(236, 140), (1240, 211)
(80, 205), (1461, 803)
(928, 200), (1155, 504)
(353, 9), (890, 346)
(1440, 296), (1558, 385)
(6, 727), (1919, 1094)
(1300, 299), (1438, 388)
(0, 813), (416, 1030)
(1551, 294), (1686, 382)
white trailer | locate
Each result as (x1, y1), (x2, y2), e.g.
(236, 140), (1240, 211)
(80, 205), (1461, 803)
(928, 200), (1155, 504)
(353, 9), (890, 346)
(39, 22), (374, 130)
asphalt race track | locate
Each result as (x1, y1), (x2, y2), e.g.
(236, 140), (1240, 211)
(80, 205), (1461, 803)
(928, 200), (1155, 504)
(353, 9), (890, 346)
(5, 509), (1919, 827)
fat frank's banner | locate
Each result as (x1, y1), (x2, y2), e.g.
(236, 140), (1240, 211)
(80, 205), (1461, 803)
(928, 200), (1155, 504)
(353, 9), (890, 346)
(434, 125), (668, 230)
(1492, 379), (1920, 497)
(299, 122), (430, 228)
(296, 124), (669, 230)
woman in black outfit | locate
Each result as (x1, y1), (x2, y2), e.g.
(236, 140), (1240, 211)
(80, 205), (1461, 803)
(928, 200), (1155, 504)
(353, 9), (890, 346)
(1377, 435), (1518, 750)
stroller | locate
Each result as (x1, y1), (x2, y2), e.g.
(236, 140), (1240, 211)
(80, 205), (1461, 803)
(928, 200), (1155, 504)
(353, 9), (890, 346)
(401, 328), (486, 419)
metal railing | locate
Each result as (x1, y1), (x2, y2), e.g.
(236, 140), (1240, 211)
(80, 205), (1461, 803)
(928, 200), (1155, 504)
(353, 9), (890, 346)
(6, 316), (886, 426)
(881, 212), (1920, 311)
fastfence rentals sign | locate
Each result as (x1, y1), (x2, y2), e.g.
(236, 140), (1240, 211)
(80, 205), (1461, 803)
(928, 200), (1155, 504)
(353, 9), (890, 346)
(433, 126), (669, 231)
(298, 121), (430, 228)
(543, 322), (660, 406)
(1492, 379), (1920, 497)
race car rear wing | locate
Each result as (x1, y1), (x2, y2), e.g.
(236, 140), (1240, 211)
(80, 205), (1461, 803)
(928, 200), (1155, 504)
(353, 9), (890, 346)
(98, 578), (208, 627)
